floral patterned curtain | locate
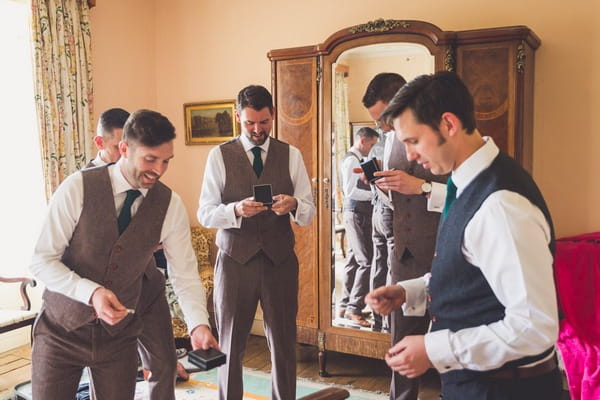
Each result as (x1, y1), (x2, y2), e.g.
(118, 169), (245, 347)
(30, 0), (94, 199)
(332, 66), (350, 222)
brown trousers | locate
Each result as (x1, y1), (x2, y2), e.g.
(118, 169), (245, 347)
(33, 283), (176, 400)
(214, 250), (298, 400)
(32, 310), (141, 400)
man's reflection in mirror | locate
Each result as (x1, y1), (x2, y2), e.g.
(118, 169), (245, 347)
(337, 127), (379, 328)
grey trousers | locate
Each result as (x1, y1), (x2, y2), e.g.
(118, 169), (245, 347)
(340, 203), (373, 315)
(214, 250), (298, 400)
(390, 249), (431, 400)
(371, 203), (394, 328)
(32, 310), (141, 400)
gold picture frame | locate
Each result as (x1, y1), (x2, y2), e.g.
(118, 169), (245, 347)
(184, 100), (240, 145)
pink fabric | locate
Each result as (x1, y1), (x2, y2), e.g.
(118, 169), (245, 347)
(555, 232), (600, 400)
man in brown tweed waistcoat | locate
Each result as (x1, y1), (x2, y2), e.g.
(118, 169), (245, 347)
(30, 109), (217, 400)
(198, 85), (316, 400)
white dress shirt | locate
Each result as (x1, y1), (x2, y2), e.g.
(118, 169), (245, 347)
(30, 161), (210, 331)
(197, 135), (316, 229)
(341, 147), (372, 202)
(401, 137), (558, 372)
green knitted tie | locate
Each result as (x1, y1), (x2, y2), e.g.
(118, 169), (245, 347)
(442, 176), (457, 220)
(117, 189), (141, 234)
(251, 146), (263, 177)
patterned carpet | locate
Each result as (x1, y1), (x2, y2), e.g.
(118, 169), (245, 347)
(139, 367), (388, 400)
(11, 367), (387, 400)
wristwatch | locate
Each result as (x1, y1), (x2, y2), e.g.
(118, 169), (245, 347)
(420, 181), (433, 197)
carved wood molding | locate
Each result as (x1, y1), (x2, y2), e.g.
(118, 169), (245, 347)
(349, 18), (410, 34)
(444, 46), (456, 72)
(516, 41), (526, 73)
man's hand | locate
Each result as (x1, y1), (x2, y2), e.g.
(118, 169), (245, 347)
(190, 325), (220, 351)
(271, 194), (297, 216)
(176, 362), (190, 381)
(234, 196), (267, 218)
(90, 287), (128, 325)
(352, 167), (370, 186)
(373, 170), (424, 195)
(385, 335), (433, 378)
(365, 284), (406, 316)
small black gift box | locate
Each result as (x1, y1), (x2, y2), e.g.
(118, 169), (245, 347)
(188, 348), (227, 371)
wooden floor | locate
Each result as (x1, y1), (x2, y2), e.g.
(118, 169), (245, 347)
(0, 335), (440, 399)
(0, 335), (571, 400)
(0, 345), (31, 399)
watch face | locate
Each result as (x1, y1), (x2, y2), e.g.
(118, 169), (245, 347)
(421, 182), (432, 193)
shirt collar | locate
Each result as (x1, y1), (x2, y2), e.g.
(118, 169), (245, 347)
(92, 152), (108, 167)
(350, 147), (363, 160)
(240, 133), (270, 154)
(452, 136), (499, 198)
(110, 161), (149, 198)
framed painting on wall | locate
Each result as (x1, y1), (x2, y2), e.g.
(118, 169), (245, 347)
(184, 100), (240, 145)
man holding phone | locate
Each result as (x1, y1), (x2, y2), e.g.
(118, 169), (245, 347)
(197, 85), (315, 400)
(362, 73), (447, 400)
(337, 127), (379, 327)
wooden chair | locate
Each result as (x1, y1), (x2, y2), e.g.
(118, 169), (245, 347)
(0, 276), (37, 335)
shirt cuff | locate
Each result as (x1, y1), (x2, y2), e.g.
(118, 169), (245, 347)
(427, 182), (446, 213)
(226, 202), (242, 228)
(425, 329), (462, 372)
(291, 197), (311, 226)
(400, 278), (428, 316)
(186, 311), (211, 335)
(77, 278), (102, 305)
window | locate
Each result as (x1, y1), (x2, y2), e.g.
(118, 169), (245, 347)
(0, 0), (46, 300)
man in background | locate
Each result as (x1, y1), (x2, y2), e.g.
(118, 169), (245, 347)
(338, 127), (379, 328)
(198, 85), (316, 400)
(87, 107), (130, 167)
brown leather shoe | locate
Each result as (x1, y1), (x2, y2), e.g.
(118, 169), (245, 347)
(344, 312), (372, 328)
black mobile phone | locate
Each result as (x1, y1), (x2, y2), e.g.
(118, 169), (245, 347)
(253, 184), (274, 205)
(360, 158), (381, 183)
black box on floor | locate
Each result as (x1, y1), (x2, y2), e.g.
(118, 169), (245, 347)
(188, 348), (226, 371)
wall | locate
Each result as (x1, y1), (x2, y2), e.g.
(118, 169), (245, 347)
(338, 47), (434, 122)
(90, 0), (600, 237)
(90, 0), (157, 121)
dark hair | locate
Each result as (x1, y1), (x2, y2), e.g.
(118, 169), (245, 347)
(362, 73), (407, 108)
(355, 126), (379, 140)
(122, 109), (176, 147)
(97, 108), (130, 137)
(380, 71), (477, 135)
(236, 85), (273, 114)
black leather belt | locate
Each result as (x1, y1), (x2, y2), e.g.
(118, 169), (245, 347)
(488, 355), (557, 380)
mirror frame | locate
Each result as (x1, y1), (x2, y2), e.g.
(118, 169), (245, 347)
(318, 20), (450, 350)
